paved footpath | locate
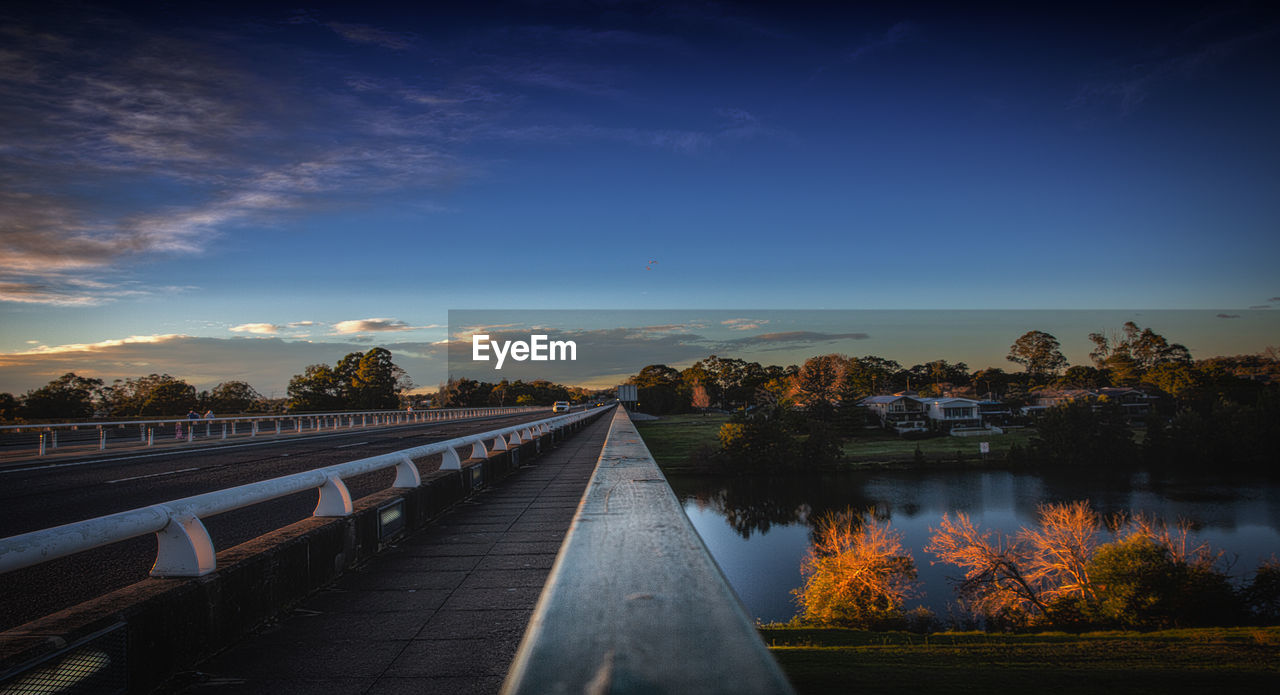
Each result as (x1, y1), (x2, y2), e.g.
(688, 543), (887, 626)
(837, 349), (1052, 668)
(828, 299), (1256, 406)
(171, 414), (612, 695)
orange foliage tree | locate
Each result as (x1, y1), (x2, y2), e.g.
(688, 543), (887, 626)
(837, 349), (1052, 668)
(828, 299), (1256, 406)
(794, 508), (918, 628)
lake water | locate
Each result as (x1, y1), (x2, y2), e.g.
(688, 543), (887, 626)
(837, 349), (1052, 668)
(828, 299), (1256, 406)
(666, 468), (1280, 624)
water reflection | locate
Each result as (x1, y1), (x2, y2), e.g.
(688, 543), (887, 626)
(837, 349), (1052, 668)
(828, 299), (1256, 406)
(669, 469), (1280, 623)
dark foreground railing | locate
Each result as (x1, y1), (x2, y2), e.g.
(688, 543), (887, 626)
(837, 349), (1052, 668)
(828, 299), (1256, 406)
(503, 407), (795, 694)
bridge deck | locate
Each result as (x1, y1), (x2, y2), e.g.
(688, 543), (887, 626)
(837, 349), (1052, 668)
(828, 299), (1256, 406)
(170, 413), (611, 694)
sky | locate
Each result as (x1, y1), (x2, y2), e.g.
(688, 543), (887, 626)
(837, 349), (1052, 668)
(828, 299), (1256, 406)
(2, 1), (1278, 395)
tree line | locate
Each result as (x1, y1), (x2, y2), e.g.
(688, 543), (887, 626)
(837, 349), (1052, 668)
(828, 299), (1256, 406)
(628, 322), (1280, 471)
(0, 347), (412, 421)
(430, 377), (599, 408)
(0, 346), (608, 422)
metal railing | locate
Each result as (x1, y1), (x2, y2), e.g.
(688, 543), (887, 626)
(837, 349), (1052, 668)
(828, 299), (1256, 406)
(503, 407), (794, 694)
(0, 408), (605, 578)
(0, 406), (541, 459)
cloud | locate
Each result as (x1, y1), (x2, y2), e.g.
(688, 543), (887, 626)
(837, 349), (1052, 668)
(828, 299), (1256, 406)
(324, 22), (416, 51)
(847, 21), (917, 62)
(1216, 313), (1240, 319)
(0, 13), (469, 304)
(1250, 305), (1271, 310)
(720, 331), (871, 350)
(1070, 22), (1279, 117)
(1270, 297), (1280, 302)
(334, 318), (414, 334)
(288, 321), (316, 327)
(722, 318), (769, 331)
(230, 323), (282, 335)
(12, 334), (187, 356)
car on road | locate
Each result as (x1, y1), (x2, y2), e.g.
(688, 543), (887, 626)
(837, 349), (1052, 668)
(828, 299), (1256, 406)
(552, 401), (571, 413)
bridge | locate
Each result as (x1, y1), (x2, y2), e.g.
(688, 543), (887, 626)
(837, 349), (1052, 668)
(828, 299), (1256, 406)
(0, 406), (793, 694)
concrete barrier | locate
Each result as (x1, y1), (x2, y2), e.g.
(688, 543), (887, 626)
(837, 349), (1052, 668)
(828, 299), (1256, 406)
(503, 407), (795, 694)
(0, 410), (610, 694)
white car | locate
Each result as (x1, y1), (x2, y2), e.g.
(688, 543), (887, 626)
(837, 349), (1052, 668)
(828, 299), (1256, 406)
(552, 401), (571, 413)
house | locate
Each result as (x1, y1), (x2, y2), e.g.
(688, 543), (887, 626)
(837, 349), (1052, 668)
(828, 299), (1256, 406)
(1095, 387), (1157, 421)
(1021, 387), (1158, 423)
(859, 394), (929, 433)
(923, 397), (983, 431)
(1021, 389), (1096, 415)
(861, 393), (990, 433)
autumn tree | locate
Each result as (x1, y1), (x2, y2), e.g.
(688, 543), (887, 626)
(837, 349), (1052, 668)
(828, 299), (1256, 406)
(1007, 330), (1068, 378)
(925, 511), (1047, 627)
(795, 508), (918, 628)
(690, 382), (711, 411)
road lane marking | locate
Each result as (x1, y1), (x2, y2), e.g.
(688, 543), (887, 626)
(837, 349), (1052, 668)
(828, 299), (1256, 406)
(107, 467), (200, 484)
(335, 441), (369, 449)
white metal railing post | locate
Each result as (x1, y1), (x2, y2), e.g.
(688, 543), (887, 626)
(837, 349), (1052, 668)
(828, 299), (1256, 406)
(222, 423), (227, 440)
(151, 507), (216, 577)
(187, 426), (194, 443)
(276, 421), (281, 435)
(147, 428), (154, 446)
(314, 474), (353, 517)
(99, 428), (106, 450)
(38, 433), (45, 457)
(206, 421), (211, 438)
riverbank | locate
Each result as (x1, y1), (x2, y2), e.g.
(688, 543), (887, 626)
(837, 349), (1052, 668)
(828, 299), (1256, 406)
(761, 625), (1280, 694)
(633, 413), (1036, 470)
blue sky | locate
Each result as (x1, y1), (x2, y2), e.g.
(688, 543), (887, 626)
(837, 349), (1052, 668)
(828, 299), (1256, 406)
(2, 1), (1278, 394)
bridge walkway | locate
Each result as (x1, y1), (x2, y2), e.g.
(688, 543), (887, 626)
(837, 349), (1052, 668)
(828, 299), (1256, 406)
(170, 411), (611, 694)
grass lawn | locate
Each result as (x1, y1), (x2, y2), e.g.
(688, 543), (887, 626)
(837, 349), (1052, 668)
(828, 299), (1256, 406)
(632, 413), (728, 466)
(761, 626), (1280, 694)
(841, 428), (1036, 463)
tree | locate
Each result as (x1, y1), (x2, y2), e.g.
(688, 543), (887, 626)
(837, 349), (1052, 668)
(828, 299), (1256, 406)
(137, 378), (198, 416)
(288, 364), (344, 411)
(1089, 322), (1192, 377)
(1007, 330), (1068, 378)
(20, 373), (103, 419)
(1055, 365), (1110, 390)
(925, 511), (1047, 627)
(790, 354), (846, 420)
(0, 392), (18, 422)
(794, 508), (918, 629)
(1031, 400), (1133, 466)
(201, 380), (262, 414)
(287, 348), (409, 411)
(630, 364), (687, 414)
(100, 374), (196, 417)
(690, 382), (711, 411)
(352, 347), (409, 409)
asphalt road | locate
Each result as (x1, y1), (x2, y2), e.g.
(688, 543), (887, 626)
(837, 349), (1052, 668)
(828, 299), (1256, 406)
(0, 410), (563, 631)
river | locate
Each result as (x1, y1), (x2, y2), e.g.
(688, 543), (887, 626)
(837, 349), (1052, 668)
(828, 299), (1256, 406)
(666, 467), (1280, 624)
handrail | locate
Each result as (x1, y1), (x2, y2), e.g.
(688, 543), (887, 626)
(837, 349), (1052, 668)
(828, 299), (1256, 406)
(0, 407), (607, 578)
(0, 406), (547, 458)
(0, 406), (541, 431)
(502, 407), (794, 694)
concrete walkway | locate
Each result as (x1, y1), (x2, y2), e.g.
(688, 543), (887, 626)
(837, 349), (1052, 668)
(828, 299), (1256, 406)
(172, 414), (612, 695)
